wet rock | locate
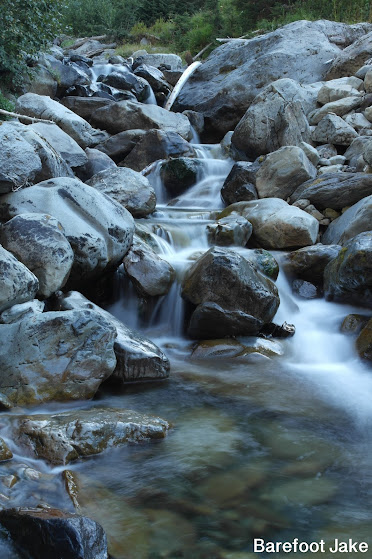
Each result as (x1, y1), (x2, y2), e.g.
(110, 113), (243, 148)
(292, 279), (318, 299)
(311, 114), (358, 145)
(324, 231), (372, 307)
(322, 195), (372, 245)
(76, 147), (116, 182)
(243, 249), (279, 280)
(255, 146), (316, 200)
(341, 314), (370, 335)
(221, 162), (259, 205)
(206, 216), (252, 247)
(220, 199), (319, 249)
(0, 439), (12, 462)
(95, 129), (146, 162)
(356, 318), (372, 361)
(123, 237), (175, 296)
(59, 291), (170, 382)
(15, 93), (98, 148)
(259, 322), (295, 338)
(0, 213), (74, 298)
(174, 20), (365, 139)
(86, 167), (155, 217)
(123, 130), (196, 172)
(0, 507), (108, 559)
(0, 246), (39, 313)
(160, 157), (202, 197)
(0, 177), (134, 283)
(14, 408), (170, 465)
(91, 100), (191, 139)
(283, 244), (342, 284)
(290, 172), (372, 210)
(146, 508), (196, 557)
(0, 309), (116, 406)
(326, 29), (372, 79)
(182, 109), (205, 136)
(232, 79), (312, 158)
(182, 247), (280, 338)
(60, 96), (114, 121)
(191, 339), (245, 360)
(262, 477), (337, 506)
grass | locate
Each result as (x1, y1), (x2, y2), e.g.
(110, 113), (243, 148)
(115, 42), (177, 59)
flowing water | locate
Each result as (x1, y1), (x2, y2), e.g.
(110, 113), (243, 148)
(0, 142), (371, 559)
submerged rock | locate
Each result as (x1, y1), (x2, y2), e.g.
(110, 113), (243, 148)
(0, 309), (117, 406)
(160, 157), (202, 197)
(182, 247), (279, 338)
(206, 216), (252, 247)
(14, 407), (170, 464)
(0, 507), (108, 559)
(356, 318), (372, 361)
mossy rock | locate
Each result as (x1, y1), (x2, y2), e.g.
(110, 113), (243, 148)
(356, 318), (372, 361)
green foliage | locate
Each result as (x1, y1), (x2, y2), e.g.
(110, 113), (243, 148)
(0, 0), (65, 87)
(0, 90), (15, 120)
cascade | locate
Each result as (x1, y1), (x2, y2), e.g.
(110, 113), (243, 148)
(0, 140), (371, 558)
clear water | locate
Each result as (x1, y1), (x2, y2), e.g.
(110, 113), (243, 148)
(0, 145), (371, 559)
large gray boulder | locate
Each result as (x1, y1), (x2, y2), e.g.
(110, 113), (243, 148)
(102, 70), (150, 102)
(0, 246), (39, 313)
(60, 96), (114, 121)
(173, 20), (372, 139)
(123, 130), (196, 172)
(255, 146), (316, 199)
(91, 100), (192, 140)
(322, 195), (372, 245)
(0, 309), (117, 406)
(220, 199), (319, 249)
(0, 177), (134, 283)
(59, 291), (170, 383)
(76, 147), (117, 182)
(86, 167), (156, 217)
(0, 213), (74, 299)
(0, 121), (73, 193)
(290, 172), (372, 210)
(182, 247), (279, 337)
(14, 407), (170, 465)
(0, 507), (108, 559)
(15, 93), (99, 148)
(29, 122), (88, 168)
(326, 29), (372, 79)
(95, 129), (146, 163)
(231, 79), (313, 158)
(324, 231), (372, 307)
(123, 238), (175, 296)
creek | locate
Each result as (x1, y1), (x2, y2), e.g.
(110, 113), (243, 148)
(0, 141), (371, 559)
